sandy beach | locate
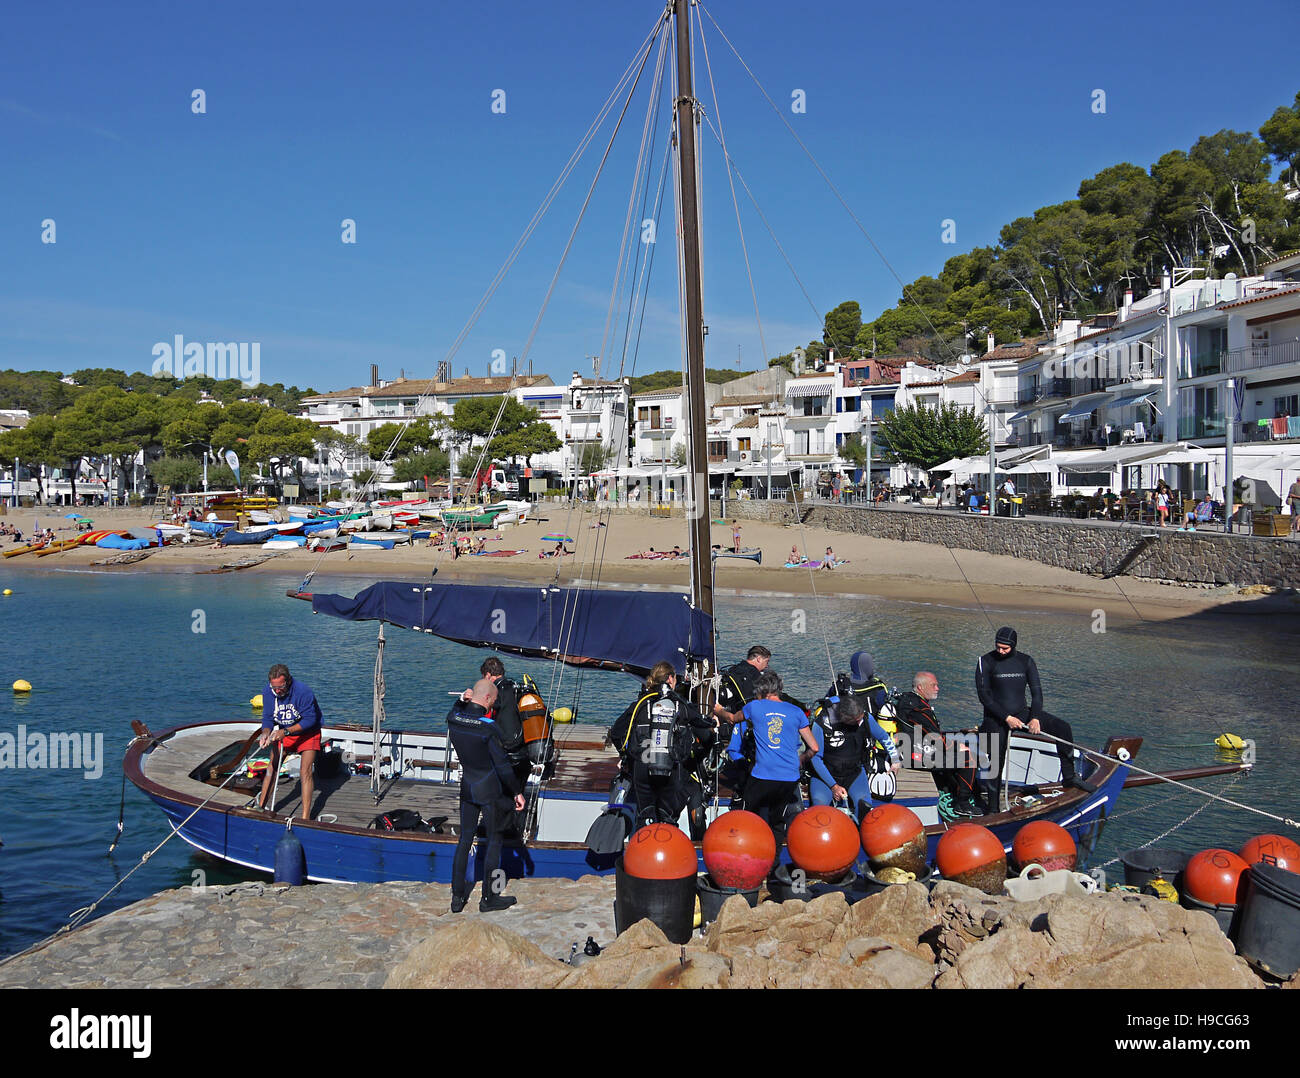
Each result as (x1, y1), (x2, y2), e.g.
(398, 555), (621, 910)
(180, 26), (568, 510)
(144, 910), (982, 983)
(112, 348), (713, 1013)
(3, 502), (1290, 624)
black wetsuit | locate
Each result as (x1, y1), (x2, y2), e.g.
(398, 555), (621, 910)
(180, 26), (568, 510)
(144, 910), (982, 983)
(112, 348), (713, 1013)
(490, 676), (533, 789)
(894, 689), (978, 806)
(610, 688), (715, 829)
(974, 649), (1077, 800)
(447, 701), (521, 903)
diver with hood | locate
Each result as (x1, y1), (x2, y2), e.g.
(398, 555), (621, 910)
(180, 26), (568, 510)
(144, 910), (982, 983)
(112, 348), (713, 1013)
(827, 651), (891, 721)
(975, 626), (1095, 809)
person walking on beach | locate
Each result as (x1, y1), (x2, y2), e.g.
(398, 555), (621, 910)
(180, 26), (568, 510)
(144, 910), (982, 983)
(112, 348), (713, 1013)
(256, 664), (322, 820)
(1288, 476), (1300, 536)
(447, 678), (525, 913)
(731, 520), (742, 553)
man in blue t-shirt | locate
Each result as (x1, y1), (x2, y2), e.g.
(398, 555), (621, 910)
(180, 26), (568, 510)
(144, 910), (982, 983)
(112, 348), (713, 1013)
(256, 663), (323, 820)
(727, 670), (818, 858)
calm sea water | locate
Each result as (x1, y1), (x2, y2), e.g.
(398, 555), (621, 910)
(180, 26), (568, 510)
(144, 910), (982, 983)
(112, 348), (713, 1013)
(1, 568), (1297, 958)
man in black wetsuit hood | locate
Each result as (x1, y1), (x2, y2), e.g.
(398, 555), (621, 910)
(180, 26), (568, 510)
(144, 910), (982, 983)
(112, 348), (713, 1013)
(975, 626), (1095, 810)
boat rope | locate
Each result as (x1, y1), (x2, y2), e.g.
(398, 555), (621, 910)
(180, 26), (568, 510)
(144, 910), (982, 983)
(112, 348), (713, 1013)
(1101, 771), (1237, 826)
(295, 15), (666, 590)
(0, 736), (261, 969)
(695, 10), (766, 364)
(1035, 729), (1294, 829)
(107, 761), (130, 855)
(696, 1), (1174, 633)
(1097, 771), (1249, 870)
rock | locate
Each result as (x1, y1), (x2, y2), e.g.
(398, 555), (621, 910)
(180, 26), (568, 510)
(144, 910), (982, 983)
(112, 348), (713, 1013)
(704, 890), (847, 959)
(833, 882), (939, 960)
(934, 924), (1055, 989)
(384, 920), (567, 989)
(838, 936), (935, 988)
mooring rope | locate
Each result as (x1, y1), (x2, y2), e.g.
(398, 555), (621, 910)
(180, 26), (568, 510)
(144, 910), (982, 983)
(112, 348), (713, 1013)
(0, 734), (263, 969)
(1036, 729), (1293, 828)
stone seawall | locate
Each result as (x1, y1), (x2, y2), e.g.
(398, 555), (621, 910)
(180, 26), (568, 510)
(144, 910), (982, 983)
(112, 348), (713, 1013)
(706, 500), (1300, 589)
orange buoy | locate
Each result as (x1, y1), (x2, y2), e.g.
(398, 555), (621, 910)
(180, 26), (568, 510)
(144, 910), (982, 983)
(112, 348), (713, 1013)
(936, 823), (1007, 894)
(703, 810), (776, 890)
(623, 823), (697, 880)
(1184, 848), (1250, 907)
(1011, 820), (1078, 873)
(860, 803), (927, 877)
(1239, 834), (1300, 874)
(786, 806), (861, 880)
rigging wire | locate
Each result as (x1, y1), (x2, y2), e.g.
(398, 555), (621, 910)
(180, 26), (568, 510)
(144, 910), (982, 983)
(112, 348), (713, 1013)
(697, 0), (1159, 632)
(290, 14), (665, 588)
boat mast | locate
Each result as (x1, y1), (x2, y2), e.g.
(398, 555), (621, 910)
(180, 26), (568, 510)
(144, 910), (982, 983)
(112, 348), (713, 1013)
(672, 0), (714, 660)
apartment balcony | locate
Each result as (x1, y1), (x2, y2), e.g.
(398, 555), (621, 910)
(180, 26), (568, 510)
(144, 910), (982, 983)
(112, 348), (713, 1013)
(1177, 415), (1227, 439)
(1222, 340), (1300, 376)
(1180, 350), (1223, 379)
(636, 424), (675, 438)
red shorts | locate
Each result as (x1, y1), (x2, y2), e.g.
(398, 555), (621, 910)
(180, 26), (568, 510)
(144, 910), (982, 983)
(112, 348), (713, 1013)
(280, 730), (321, 754)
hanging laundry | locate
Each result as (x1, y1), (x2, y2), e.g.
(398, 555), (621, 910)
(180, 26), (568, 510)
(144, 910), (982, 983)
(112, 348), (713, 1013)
(1288, 416), (1300, 439)
(1272, 416), (1289, 437)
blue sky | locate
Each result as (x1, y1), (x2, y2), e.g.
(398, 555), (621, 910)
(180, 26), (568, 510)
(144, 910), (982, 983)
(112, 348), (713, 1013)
(2, 0), (1298, 393)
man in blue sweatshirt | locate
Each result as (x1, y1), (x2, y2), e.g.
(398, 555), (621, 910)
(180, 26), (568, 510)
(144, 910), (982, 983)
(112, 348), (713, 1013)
(257, 663), (323, 820)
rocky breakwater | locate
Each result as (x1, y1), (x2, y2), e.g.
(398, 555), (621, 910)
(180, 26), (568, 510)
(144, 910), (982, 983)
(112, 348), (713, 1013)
(4, 876), (1290, 989)
(390, 880), (1283, 990)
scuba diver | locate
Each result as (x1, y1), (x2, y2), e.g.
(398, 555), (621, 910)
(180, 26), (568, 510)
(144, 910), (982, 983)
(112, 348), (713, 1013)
(608, 662), (718, 833)
(975, 626), (1096, 810)
(807, 693), (901, 822)
(827, 650), (891, 720)
(894, 670), (983, 818)
(716, 645), (770, 808)
(477, 656), (532, 791)
(446, 678), (524, 913)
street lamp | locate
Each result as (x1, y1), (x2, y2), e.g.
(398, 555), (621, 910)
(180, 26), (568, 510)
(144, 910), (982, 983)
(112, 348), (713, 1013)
(183, 441), (213, 501)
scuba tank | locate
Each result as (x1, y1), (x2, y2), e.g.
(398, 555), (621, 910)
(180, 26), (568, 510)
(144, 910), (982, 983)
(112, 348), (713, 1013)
(646, 683), (679, 778)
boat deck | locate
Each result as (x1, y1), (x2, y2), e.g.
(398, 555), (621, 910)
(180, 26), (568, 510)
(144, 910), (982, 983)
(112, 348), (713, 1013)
(143, 721), (937, 834)
(144, 723), (629, 833)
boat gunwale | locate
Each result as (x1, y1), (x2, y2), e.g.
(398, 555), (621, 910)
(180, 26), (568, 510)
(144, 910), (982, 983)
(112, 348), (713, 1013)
(125, 721), (1140, 854)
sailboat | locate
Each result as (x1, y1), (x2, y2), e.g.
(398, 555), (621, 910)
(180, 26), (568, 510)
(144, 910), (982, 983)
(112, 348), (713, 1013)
(124, 1), (1247, 886)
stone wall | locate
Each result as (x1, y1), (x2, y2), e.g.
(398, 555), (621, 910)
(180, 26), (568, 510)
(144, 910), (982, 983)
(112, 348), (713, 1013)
(707, 500), (1300, 588)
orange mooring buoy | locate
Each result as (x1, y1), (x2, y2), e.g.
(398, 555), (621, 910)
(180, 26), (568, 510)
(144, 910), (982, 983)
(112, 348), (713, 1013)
(1239, 834), (1300, 874)
(623, 823), (697, 880)
(703, 810), (776, 890)
(859, 802), (926, 877)
(937, 823), (1007, 894)
(786, 806), (860, 880)
(1011, 820), (1078, 873)
(1184, 848), (1250, 907)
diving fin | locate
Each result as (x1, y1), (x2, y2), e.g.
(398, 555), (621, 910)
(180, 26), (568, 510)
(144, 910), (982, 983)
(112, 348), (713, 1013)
(585, 808), (630, 856)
